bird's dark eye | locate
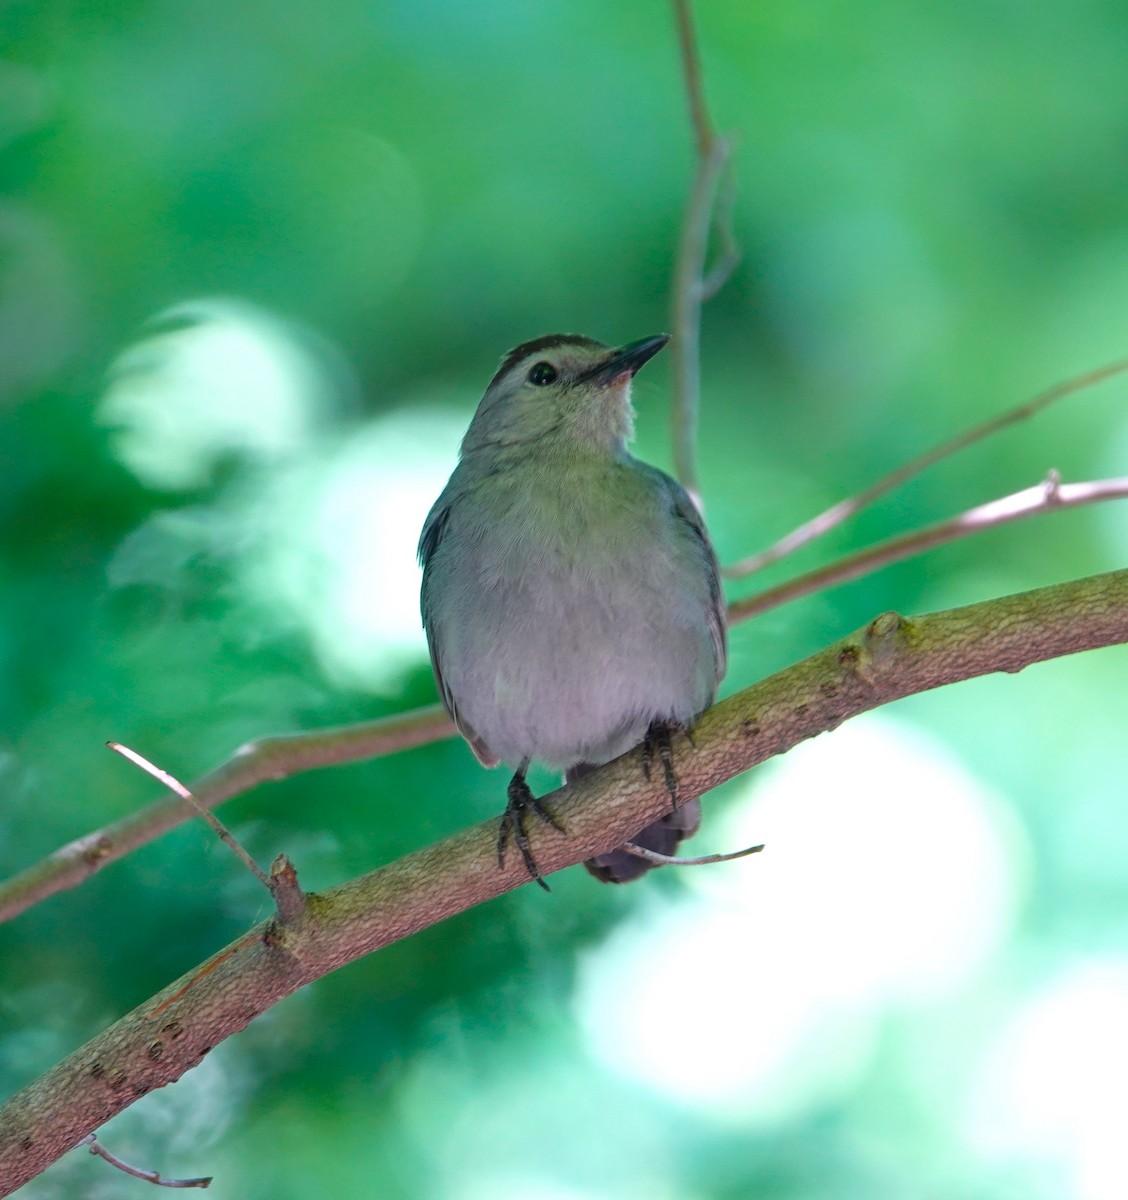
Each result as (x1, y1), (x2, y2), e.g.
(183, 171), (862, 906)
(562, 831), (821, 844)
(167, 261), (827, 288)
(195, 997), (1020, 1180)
(527, 361), (558, 386)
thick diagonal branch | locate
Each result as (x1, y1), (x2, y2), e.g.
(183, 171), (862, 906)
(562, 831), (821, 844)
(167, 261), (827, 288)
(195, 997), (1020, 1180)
(2, 568), (1126, 1196)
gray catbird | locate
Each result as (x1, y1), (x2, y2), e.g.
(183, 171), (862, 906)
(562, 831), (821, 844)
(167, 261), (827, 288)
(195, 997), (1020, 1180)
(419, 333), (726, 887)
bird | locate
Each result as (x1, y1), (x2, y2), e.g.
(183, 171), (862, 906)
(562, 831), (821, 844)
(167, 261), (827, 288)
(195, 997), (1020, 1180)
(418, 332), (726, 887)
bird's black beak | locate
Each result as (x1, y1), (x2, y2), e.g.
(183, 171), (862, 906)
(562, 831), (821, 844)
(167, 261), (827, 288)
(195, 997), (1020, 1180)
(580, 334), (670, 385)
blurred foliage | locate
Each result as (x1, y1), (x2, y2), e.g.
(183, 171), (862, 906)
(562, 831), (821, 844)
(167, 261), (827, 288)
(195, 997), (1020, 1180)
(2, 1), (1128, 1198)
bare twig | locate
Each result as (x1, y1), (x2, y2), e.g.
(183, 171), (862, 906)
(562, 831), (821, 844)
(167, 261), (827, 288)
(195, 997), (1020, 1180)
(107, 745), (306, 924)
(729, 474), (1128, 623)
(4, 569), (1128, 1194)
(620, 839), (764, 867)
(673, 0), (710, 157)
(726, 357), (1128, 578)
(670, 0), (740, 507)
(108, 742), (272, 892)
(80, 1133), (212, 1189)
(0, 705), (453, 925)
(698, 160), (740, 303)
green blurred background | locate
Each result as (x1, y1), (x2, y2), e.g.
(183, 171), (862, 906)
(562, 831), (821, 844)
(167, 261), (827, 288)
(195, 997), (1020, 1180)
(3, 1), (1128, 1197)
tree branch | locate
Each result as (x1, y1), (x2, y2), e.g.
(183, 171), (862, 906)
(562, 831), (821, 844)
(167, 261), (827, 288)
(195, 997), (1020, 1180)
(3, 473), (1127, 925)
(725, 356), (1128, 578)
(0, 705), (454, 925)
(729, 474), (1128, 622)
(3, 568), (1127, 1195)
(669, 0), (739, 507)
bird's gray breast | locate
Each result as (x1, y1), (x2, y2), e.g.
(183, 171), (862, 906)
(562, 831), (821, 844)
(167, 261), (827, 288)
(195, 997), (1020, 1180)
(424, 456), (719, 769)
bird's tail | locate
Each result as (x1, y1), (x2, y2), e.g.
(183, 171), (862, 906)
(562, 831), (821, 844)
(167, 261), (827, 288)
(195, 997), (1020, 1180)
(567, 762), (701, 884)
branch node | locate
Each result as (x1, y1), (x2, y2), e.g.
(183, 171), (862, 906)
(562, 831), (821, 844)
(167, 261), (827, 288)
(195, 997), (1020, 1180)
(72, 832), (114, 866)
(268, 854), (307, 925)
(836, 612), (914, 686)
(865, 612), (915, 666)
(868, 611), (910, 643)
(837, 644), (862, 672)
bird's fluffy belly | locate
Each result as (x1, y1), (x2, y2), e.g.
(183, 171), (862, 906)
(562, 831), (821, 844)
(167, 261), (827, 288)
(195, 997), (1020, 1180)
(440, 567), (711, 769)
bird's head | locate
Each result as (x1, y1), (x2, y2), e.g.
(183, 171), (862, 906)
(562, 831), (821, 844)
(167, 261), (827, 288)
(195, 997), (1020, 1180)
(460, 333), (669, 457)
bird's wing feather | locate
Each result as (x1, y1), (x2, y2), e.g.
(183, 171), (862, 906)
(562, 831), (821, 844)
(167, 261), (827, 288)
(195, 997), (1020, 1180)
(418, 495), (501, 768)
(641, 465), (728, 686)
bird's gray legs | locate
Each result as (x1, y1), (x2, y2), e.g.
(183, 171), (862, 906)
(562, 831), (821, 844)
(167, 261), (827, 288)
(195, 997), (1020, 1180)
(640, 720), (682, 808)
(498, 759), (565, 891)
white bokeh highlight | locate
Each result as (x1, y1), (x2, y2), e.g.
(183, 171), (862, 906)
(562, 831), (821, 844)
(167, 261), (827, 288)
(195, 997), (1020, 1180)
(247, 404), (464, 690)
(969, 960), (1128, 1200)
(576, 715), (1024, 1122)
(99, 298), (338, 491)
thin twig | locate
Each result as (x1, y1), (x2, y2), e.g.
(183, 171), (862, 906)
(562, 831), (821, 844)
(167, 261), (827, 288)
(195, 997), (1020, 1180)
(726, 357), (1128, 578)
(729, 474), (1128, 623)
(108, 742), (273, 891)
(699, 159), (741, 303)
(669, 0), (740, 507)
(0, 706), (453, 925)
(80, 1134), (212, 1189)
(673, 0), (712, 156)
(620, 839), (764, 867)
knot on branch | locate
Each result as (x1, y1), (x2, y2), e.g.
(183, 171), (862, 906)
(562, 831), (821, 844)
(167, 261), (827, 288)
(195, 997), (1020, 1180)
(836, 611), (915, 686)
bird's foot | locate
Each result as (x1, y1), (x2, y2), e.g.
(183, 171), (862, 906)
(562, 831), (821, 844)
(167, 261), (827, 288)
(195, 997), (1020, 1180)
(641, 720), (683, 810)
(497, 770), (565, 892)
